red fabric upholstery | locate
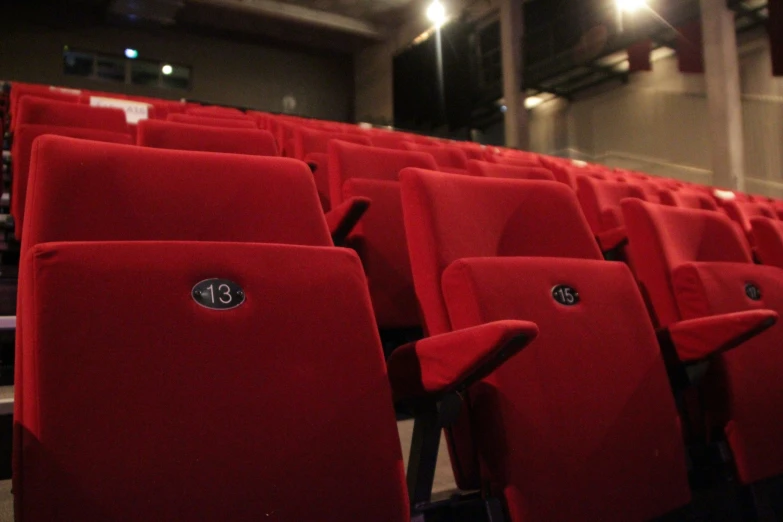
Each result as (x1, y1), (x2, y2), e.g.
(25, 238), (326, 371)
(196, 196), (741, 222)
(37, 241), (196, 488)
(16, 96), (128, 134)
(466, 160), (555, 181)
(441, 256), (690, 520)
(327, 143), (437, 329)
(622, 199), (752, 328)
(14, 135), (334, 494)
(667, 310), (778, 362)
(723, 200), (777, 245)
(17, 241), (408, 522)
(328, 141), (436, 207)
(11, 125), (133, 240)
(292, 127), (372, 161)
(486, 154), (542, 168)
(342, 179), (421, 328)
(386, 320), (538, 401)
(400, 168), (602, 337)
(402, 143), (468, 171)
(576, 176), (646, 235)
(751, 216), (783, 268)
(168, 113), (258, 129)
(185, 106), (248, 119)
(137, 119), (278, 156)
(622, 199), (783, 484)
(660, 189), (719, 211)
(671, 262), (783, 483)
(22, 136), (330, 252)
(9, 84), (80, 131)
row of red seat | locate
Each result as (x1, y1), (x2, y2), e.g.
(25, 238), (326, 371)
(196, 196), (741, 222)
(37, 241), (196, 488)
(4, 81), (783, 519)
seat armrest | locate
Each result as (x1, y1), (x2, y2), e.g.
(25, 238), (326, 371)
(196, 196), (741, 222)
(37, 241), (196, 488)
(596, 226), (628, 257)
(325, 196), (371, 246)
(387, 320), (538, 402)
(657, 309), (777, 363)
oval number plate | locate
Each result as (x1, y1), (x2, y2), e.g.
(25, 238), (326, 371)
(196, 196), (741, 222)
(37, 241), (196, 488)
(552, 285), (580, 306)
(192, 279), (245, 310)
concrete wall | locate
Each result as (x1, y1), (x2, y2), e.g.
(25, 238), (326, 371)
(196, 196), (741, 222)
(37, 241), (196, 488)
(529, 29), (783, 196)
(0, 20), (354, 121)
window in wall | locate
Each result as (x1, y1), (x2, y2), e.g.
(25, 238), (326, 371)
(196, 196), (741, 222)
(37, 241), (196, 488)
(63, 49), (94, 77)
(63, 48), (192, 91)
(130, 59), (161, 87)
(96, 54), (126, 82)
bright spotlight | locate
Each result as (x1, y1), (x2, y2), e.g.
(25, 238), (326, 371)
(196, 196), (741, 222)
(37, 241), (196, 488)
(161, 64), (173, 75)
(617, 0), (647, 13)
(124, 48), (138, 59)
(426, 0), (446, 28)
(525, 96), (544, 110)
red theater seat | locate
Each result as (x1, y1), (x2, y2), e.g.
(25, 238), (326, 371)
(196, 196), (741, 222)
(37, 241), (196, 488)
(401, 143), (468, 172)
(137, 119), (278, 156)
(9, 83), (80, 131)
(399, 169), (718, 519)
(168, 113), (258, 129)
(186, 106), (248, 119)
(11, 125), (133, 240)
(466, 159), (556, 181)
(13, 137), (334, 483)
(623, 199), (783, 485)
(328, 141), (437, 331)
(16, 96), (128, 134)
(292, 127), (372, 161)
(576, 176), (647, 254)
(661, 189), (720, 211)
(723, 200), (778, 247)
(16, 239), (538, 521)
(751, 217), (783, 269)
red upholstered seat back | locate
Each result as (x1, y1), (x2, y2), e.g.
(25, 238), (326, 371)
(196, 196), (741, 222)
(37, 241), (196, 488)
(18, 241), (408, 522)
(622, 199), (752, 327)
(328, 140), (437, 207)
(400, 168), (602, 336)
(577, 176), (647, 233)
(402, 143), (468, 170)
(17, 96), (128, 134)
(327, 142), (438, 329)
(137, 119), (278, 156)
(168, 113), (258, 129)
(660, 189), (719, 211)
(723, 200), (778, 237)
(11, 125), (133, 240)
(186, 106), (248, 119)
(292, 127), (372, 160)
(752, 217), (783, 269)
(22, 136), (331, 256)
(466, 160), (556, 181)
(10, 84), (80, 131)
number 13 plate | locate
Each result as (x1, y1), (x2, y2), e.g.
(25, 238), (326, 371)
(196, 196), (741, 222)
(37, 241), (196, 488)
(192, 279), (246, 310)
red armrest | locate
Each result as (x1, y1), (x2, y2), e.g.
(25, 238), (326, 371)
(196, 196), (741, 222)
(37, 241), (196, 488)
(596, 225), (628, 254)
(660, 309), (778, 363)
(386, 320), (538, 402)
(325, 196), (371, 246)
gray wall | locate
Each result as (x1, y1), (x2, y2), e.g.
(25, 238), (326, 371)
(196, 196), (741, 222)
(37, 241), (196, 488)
(0, 20), (354, 121)
(528, 29), (783, 197)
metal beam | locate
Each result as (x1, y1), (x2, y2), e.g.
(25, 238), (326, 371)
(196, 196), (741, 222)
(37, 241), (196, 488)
(186, 0), (385, 40)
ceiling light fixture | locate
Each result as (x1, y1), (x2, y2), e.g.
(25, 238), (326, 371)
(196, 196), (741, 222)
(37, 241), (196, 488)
(426, 0), (446, 28)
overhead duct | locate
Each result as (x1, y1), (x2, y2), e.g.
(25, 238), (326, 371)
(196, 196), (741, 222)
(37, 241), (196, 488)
(108, 0), (185, 25)
(186, 0), (385, 40)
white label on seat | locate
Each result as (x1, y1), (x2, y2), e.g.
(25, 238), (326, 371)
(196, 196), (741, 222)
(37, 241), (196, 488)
(89, 96), (150, 124)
